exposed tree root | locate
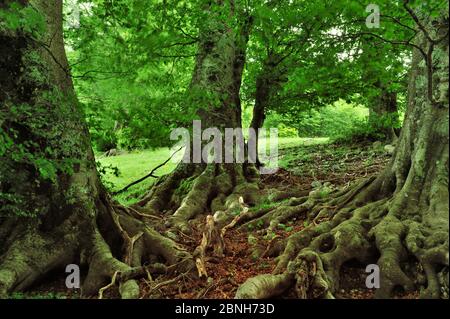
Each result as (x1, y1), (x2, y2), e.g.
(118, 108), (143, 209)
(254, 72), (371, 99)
(136, 162), (261, 234)
(0, 217), (79, 297)
(0, 157), (263, 299)
(193, 197), (249, 278)
(0, 188), (195, 299)
(235, 272), (293, 299)
(194, 215), (225, 278)
(235, 167), (449, 299)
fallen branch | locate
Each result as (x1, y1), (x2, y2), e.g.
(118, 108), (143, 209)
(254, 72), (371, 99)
(98, 264), (168, 299)
(194, 215), (225, 278)
(221, 197), (248, 238)
(98, 271), (119, 299)
(113, 147), (183, 195)
(193, 197), (249, 278)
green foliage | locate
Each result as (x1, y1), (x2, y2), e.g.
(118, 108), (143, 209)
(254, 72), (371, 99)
(368, 112), (402, 137)
(0, 94), (83, 217)
(276, 124), (298, 138)
(0, 2), (46, 36)
(262, 113), (298, 137)
(96, 161), (120, 191)
(2, 0), (445, 227)
(296, 100), (370, 140)
(62, 0), (430, 154)
(1, 37), (85, 217)
(35, 158), (58, 182)
(65, 0), (198, 152)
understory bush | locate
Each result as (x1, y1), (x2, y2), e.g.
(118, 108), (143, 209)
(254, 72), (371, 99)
(296, 101), (373, 140)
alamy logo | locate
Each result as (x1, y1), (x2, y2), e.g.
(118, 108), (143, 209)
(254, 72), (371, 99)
(365, 264), (380, 289)
(365, 4), (380, 28)
(170, 120), (278, 174)
(65, 264), (80, 289)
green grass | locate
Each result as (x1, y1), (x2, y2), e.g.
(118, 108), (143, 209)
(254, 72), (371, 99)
(275, 137), (329, 149)
(8, 292), (67, 299)
(97, 147), (178, 205)
(97, 137), (330, 205)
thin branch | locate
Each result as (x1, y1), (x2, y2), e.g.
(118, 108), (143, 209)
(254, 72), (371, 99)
(336, 31), (427, 61)
(36, 40), (71, 76)
(72, 69), (134, 80)
(175, 26), (199, 41)
(113, 146), (183, 195)
(381, 14), (417, 33)
(403, 0), (448, 106)
(403, 0), (435, 43)
(98, 271), (119, 299)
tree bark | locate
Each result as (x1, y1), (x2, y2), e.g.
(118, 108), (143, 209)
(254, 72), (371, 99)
(368, 85), (400, 142)
(138, 1), (261, 237)
(249, 71), (271, 165)
(0, 0), (101, 295)
(190, 2), (251, 130)
(249, 53), (286, 164)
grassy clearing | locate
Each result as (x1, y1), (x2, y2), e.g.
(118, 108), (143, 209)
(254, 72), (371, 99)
(96, 137), (330, 205)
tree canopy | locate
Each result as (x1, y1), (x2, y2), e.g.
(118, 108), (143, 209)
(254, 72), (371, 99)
(63, 0), (445, 150)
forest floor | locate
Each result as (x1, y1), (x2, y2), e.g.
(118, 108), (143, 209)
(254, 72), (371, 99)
(13, 138), (419, 299)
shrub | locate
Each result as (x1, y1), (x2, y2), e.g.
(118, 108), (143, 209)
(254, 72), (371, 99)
(296, 101), (371, 140)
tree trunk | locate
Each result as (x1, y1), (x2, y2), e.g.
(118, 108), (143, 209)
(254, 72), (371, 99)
(0, 0), (192, 298)
(190, 3), (250, 129)
(250, 73), (270, 165)
(137, 1), (261, 237)
(249, 53), (286, 165)
(368, 85), (400, 142)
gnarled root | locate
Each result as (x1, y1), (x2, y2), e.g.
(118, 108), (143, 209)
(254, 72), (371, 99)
(139, 162), (261, 235)
(236, 171), (449, 299)
(0, 218), (79, 297)
(0, 192), (195, 299)
(82, 230), (141, 298)
(235, 272), (294, 299)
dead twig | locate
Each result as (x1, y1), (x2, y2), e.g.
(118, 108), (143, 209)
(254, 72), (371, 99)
(98, 271), (119, 299)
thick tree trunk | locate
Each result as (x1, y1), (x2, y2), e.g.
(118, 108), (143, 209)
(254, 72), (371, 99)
(190, 4), (250, 129)
(365, 17), (449, 297)
(0, 0), (101, 295)
(0, 0), (191, 298)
